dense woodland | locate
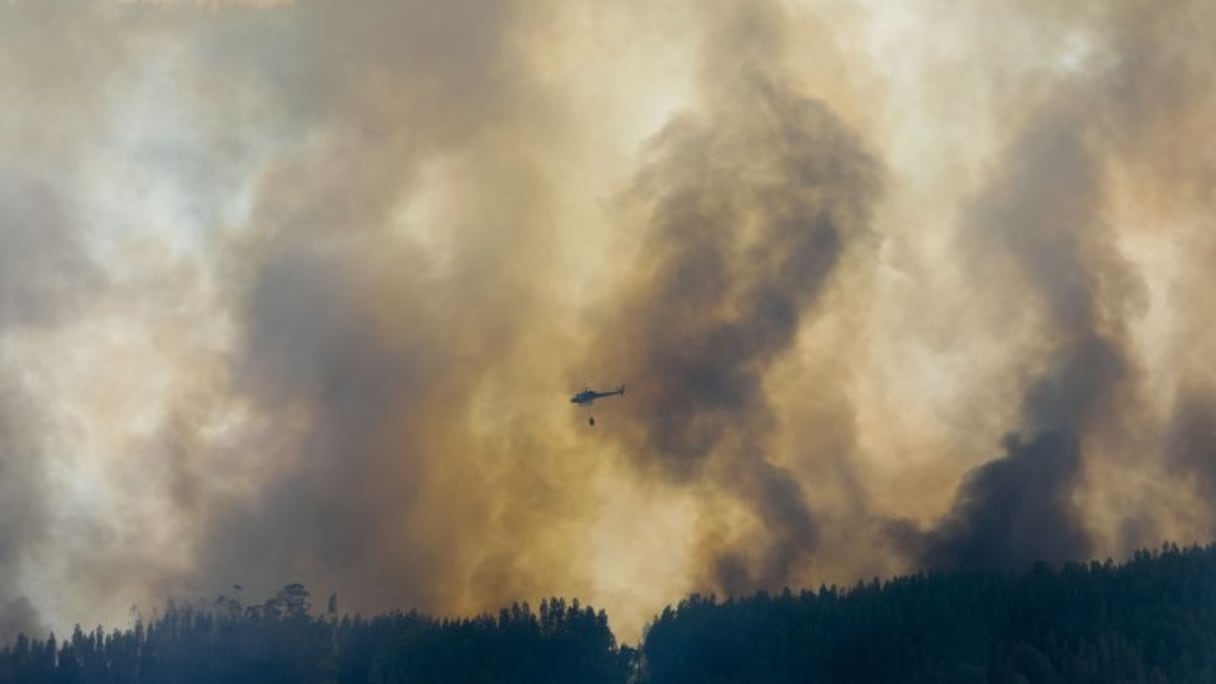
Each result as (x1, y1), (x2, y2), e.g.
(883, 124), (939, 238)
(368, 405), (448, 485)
(2, 543), (1215, 683)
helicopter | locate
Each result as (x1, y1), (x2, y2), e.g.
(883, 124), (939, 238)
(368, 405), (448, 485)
(570, 385), (625, 426)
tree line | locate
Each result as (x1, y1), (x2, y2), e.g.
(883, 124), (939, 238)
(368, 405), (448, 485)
(1, 543), (1214, 683)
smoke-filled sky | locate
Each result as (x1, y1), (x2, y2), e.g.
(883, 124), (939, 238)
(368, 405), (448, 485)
(1, 0), (1214, 644)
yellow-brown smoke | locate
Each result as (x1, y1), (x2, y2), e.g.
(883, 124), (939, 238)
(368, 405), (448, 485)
(0, 0), (1213, 644)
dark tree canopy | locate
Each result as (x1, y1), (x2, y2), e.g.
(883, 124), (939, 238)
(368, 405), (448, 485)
(2, 543), (1215, 683)
(642, 543), (1216, 684)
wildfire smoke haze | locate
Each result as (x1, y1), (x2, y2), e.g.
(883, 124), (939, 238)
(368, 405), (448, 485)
(0, 0), (1213, 644)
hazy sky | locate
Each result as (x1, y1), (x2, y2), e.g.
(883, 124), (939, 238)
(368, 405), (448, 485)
(1, 0), (1213, 643)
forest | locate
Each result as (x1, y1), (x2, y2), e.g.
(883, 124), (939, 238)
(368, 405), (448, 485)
(1, 543), (1214, 683)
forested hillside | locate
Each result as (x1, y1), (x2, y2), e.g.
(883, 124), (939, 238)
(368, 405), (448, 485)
(0, 595), (629, 684)
(643, 544), (1216, 683)
(2, 544), (1214, 683)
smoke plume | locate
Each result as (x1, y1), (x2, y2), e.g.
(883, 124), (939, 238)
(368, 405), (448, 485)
(0, 0), (1214, 644)
(586, 5), (880, 591)
(920, 91), (1131, 569)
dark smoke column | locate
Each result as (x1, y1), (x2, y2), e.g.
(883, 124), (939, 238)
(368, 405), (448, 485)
(589, 60), (880, 594)
(921, 92), (1136, 570)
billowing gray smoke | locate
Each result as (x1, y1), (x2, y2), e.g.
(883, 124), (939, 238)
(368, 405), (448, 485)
(0, 169), (104, 642)
(919, 92), (1133, 569)
(918, 0), (1216, 569)
(1, 0), (1216, 645)
(589, 42), (880, 591)
(1168, 388), (1216, 518)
